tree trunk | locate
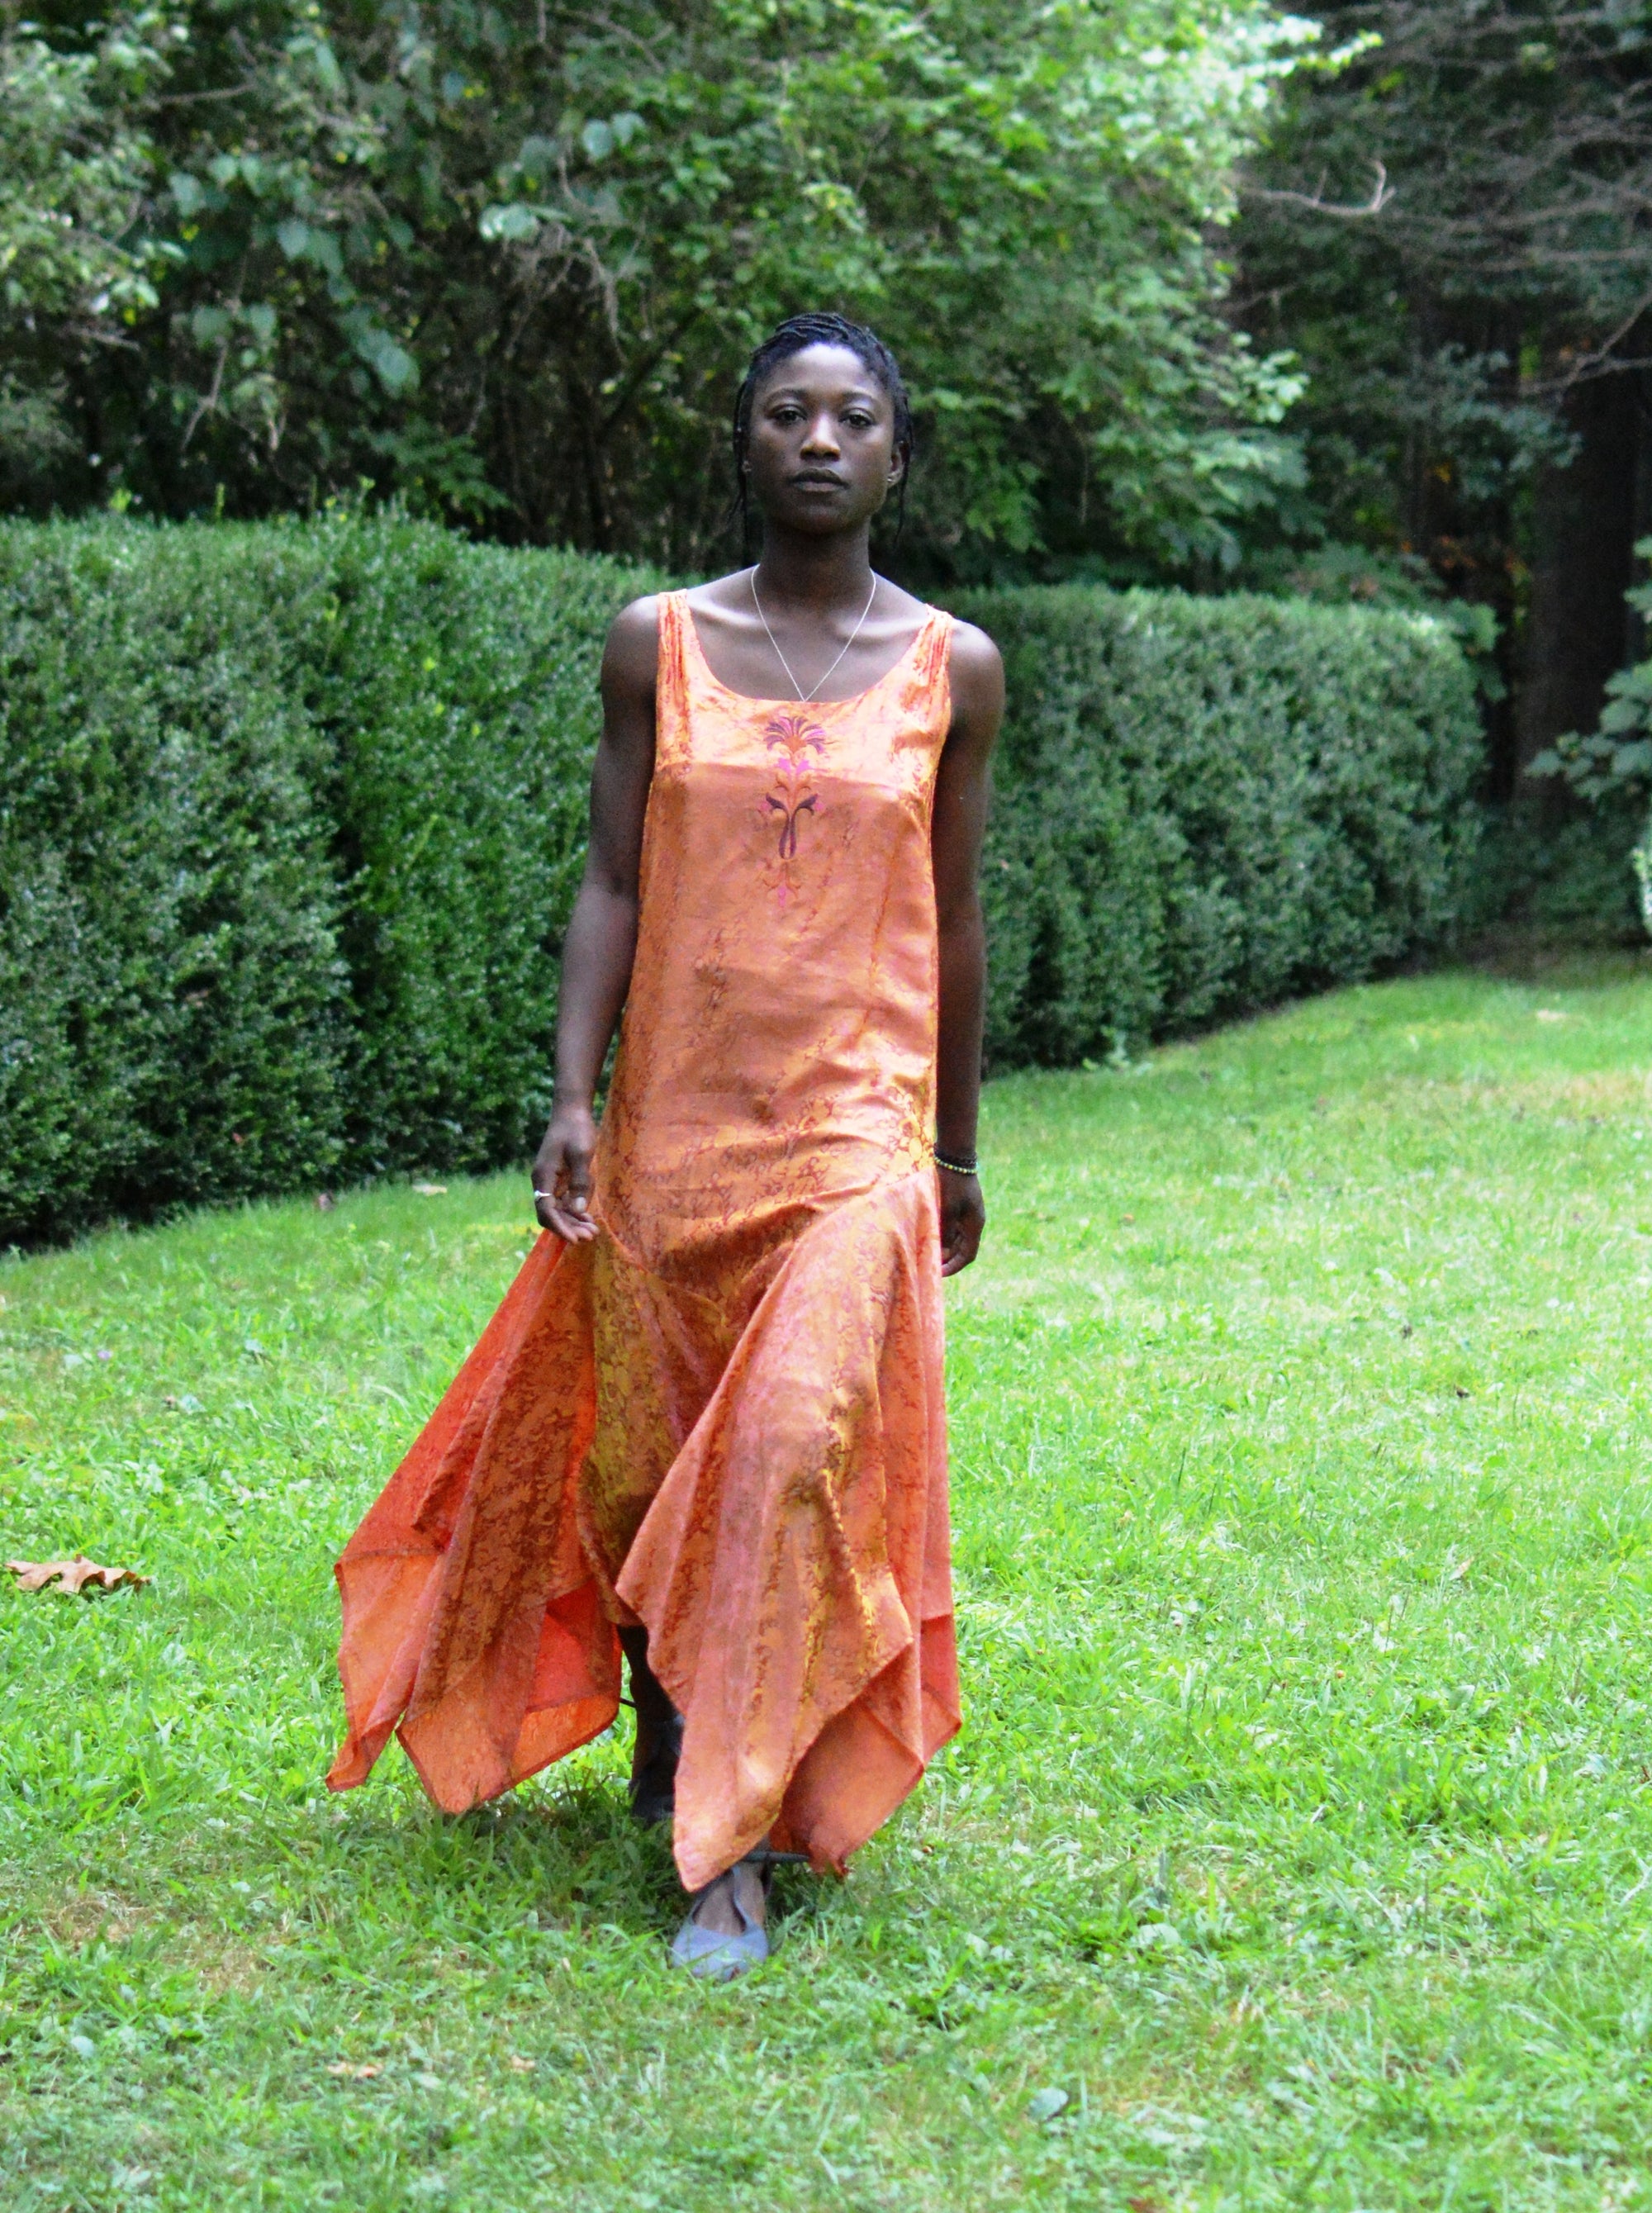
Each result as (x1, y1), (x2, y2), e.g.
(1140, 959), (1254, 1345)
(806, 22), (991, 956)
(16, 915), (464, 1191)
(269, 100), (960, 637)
(1514, 371), (1642, 795)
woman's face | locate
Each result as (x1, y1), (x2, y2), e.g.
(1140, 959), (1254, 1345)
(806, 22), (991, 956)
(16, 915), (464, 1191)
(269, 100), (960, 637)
(744, 343), (904, 536)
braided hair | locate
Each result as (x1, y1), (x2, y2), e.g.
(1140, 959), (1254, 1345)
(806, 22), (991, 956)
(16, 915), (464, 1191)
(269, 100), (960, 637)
(731, 312), (914, 550)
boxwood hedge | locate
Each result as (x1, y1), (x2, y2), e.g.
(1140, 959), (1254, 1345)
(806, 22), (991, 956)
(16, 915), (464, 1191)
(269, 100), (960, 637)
(958, 586), (1483, 1067)
(0, 520), (1481, 1242)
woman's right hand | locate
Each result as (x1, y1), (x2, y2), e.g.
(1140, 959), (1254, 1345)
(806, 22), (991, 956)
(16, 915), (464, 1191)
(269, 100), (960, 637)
(532, 1103), (600, 1242)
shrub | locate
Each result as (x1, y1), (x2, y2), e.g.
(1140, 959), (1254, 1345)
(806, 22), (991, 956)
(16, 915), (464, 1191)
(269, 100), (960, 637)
(0, 521), (1479, 1242)
(958, 587), (1483, 1066)
(1523, 534), (1652, 945)
(0, 523), (347, 1242)
(0, 517), (657, 1242)
(297, 525), (662, 1175)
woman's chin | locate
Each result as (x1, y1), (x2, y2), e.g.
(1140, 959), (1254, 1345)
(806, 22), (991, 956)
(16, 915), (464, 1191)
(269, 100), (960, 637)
(770, 497), (873, 537)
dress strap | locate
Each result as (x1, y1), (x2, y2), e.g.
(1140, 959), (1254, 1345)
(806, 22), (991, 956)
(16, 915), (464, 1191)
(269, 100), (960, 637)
(653, 590), (691, 765)
(918, 606), (956, 729)
(923, 605), (955, 665)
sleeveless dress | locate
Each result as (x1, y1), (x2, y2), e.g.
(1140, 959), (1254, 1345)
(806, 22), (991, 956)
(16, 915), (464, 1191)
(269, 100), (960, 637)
(327, 591), (962, 1891)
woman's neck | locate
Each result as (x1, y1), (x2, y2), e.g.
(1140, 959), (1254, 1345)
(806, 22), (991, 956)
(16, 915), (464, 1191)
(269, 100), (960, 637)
(751, 525), (875, 613)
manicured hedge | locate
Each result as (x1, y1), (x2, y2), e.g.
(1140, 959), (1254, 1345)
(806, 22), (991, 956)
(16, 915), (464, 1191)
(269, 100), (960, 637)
(0, 520), (1481, 1243)
(0, 525), (346, 1237)
(301, 525), (662, 1174)
(0, 518), (657, 1242)
(957, 586), (1483, 1066)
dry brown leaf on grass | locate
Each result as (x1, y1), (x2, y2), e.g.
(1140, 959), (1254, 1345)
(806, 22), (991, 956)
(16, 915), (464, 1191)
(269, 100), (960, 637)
(5, 1555), (150, 1595)
(327, 2061), (382, 2078)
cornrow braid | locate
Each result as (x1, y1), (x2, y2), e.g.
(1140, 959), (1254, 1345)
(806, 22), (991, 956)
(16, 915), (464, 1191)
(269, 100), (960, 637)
(731, 312), (914, 553)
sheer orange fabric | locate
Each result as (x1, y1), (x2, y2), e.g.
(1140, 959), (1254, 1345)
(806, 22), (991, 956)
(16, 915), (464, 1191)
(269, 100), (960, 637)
(328, 591), (962, 1890)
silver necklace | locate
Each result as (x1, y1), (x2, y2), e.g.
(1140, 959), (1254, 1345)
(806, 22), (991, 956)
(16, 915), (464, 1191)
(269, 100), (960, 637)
(749, 566), (879, 703)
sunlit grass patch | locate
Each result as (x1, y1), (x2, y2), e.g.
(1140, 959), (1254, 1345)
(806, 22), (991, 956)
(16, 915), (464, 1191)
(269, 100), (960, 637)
(3, 962), (1652, 2208)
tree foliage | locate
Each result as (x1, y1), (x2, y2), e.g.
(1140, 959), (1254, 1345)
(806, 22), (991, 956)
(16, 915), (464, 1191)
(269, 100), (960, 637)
(1229, 0), (1652, 815)
(0, 9), (164, 476)
(1237, 0), (1652, 594)
(1247, 0), (1652, 513)
(3, 0), (1312, 573)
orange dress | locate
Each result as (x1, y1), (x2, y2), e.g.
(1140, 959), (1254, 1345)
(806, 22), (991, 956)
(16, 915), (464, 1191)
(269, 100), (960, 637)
(327, 592), (961, 1890)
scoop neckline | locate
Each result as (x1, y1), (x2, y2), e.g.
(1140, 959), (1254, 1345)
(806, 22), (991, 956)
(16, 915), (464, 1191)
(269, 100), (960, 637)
(681, 590), (937, 710)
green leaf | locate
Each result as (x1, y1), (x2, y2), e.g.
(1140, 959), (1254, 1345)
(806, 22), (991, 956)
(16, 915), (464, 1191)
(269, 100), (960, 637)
(479, 204), (542, 243)
(366, 338), (418, 396)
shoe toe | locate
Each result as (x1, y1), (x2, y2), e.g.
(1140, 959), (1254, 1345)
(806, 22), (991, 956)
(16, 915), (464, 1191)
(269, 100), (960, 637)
(670, 1919), (768, 1981)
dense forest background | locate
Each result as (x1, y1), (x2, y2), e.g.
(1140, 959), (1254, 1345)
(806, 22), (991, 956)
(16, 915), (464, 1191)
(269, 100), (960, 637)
(1239, 0), (1652, 811)
(7, 0), (1652, 871)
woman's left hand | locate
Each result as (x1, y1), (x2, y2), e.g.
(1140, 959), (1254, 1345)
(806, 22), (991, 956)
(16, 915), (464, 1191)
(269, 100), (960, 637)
(938, 1166), (985, 1277)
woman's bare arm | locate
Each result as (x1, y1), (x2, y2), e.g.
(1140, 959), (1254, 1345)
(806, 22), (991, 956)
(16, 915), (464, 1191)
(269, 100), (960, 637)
(531, 598), (660, 1239)
(931, 621), (1004, 1276)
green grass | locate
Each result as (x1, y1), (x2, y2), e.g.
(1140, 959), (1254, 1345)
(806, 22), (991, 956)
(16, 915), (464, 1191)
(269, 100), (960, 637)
(5, 961), (1652, 2211)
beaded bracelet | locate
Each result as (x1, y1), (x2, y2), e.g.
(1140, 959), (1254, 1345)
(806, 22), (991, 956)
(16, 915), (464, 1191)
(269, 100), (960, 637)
(933, 1147), (980, 1175)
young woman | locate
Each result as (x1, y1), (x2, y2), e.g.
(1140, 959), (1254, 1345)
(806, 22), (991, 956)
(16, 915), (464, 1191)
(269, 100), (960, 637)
(327, 311), (1004, 1979)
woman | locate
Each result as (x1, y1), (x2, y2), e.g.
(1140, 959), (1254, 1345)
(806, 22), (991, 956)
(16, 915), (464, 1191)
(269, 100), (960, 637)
(327, 311), (1004, 1979)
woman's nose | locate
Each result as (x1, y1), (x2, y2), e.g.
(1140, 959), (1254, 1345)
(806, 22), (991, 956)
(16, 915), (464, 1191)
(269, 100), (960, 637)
(800, 412), (841, 455)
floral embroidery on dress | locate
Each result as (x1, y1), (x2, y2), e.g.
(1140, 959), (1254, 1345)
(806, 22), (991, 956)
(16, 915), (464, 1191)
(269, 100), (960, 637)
(759, 710), (828, 905)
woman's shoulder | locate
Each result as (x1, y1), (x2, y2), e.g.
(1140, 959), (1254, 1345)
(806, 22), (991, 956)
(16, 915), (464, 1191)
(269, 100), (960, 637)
(604, 586), (682, 654)
(607, 590), (668, 641)
(876, 585), (995, 673)
(681, 571), (750, 615)
(944, 615), (1003, 681)
(941, 615), (1004, 728)
(601, 592), (668, 697)
(606, 574), (754, 672)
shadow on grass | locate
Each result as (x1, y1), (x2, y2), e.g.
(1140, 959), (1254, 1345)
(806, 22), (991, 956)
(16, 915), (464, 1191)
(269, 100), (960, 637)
(319, 1776), (672, 1928)
(1460, 928), (1652, 984)
(319, 1772), (827, 1948)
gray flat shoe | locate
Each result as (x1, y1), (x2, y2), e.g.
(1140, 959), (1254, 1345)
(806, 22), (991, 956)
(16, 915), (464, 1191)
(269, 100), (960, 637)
(670, 1878), (768, 1981)
(669, 1849), (807, 1981)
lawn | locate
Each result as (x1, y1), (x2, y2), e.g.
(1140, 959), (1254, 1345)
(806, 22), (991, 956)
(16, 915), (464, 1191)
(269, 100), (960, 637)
(4, 961), (1652, 2211)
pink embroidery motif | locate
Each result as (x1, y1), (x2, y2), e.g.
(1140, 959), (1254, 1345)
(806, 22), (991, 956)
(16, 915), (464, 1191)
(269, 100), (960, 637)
(759, 710), (827, 905)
